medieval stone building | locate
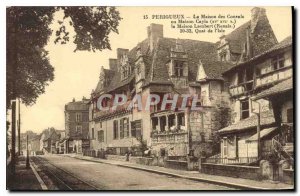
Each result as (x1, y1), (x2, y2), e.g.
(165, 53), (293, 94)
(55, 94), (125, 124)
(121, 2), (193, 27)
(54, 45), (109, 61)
(206, 7), (294, 167)
(88, 19), (235, 161)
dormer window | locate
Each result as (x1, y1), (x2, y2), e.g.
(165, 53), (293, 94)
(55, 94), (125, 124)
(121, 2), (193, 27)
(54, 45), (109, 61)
(174, 61), (184, 77)
(122, 67), (128, 79)
(219, 49), (228, 62)
(137, 65), (141, 74)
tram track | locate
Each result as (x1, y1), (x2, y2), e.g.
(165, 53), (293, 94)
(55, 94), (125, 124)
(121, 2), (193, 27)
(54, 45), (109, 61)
(31, 156), (99, 190)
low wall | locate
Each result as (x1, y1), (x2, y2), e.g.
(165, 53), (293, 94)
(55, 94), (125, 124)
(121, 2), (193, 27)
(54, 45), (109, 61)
(165, 160), (188, 170)
(201, 163), (261, 180)
(283, 169), (294, 185)
(106, 154), (127, 162)
(129, 156), (156, 166)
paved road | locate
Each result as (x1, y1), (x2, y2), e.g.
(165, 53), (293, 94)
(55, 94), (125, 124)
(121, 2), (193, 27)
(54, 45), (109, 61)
(31, 154), (235, 190)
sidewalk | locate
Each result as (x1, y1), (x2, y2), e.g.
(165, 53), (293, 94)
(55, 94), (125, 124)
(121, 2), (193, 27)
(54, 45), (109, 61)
(61, 153), (294, 190)
(7, 156), (42, 190)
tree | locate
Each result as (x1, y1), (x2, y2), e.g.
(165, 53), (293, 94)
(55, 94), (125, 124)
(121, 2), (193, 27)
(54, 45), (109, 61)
(6, 7), (122, 108)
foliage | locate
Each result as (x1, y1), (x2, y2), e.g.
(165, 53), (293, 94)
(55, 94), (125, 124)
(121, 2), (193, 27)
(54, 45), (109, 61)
(6, 7), (122, 108)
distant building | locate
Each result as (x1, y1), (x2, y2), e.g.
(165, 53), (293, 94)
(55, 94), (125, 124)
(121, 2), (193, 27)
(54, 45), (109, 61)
(40, 128), (61, 154)
(64, 98), (90, 154)
(28, 135), (41, 155)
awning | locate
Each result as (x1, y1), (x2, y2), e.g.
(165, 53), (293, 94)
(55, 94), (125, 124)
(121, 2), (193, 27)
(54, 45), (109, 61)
(246, 127), (278, 142)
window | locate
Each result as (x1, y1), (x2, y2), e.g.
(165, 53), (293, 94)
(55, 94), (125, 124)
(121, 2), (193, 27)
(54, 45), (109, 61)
(136, 65), (141, 74)
(131, 120), (142, 139)
(122, 66), (128, 79)
(113, 120), (118, 139)
(98, 130), (104, 142)
(76, 126), (82, 134)
(120, 119), (124, 139)
(76, 113), (82, 122)
(271, 54), (285, 70)
(91, 128), (95, 139)
(100, 122), (102, 128)
(240, 99), (249, 119)
(223, 138), (228, 157)
(174, 61), (184, 77)
(219, 49), (227, 62)
(123, 118), (129, 137)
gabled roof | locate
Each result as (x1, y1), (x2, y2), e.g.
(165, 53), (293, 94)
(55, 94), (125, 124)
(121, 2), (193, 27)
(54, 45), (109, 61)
(224, 21), (251, 54)
(94, 68), (116, 93)
(43, 129), (59, 141)
(218, 110), (275, 134)
(254, 77), (293, 100)
(102, 39), (151, 93)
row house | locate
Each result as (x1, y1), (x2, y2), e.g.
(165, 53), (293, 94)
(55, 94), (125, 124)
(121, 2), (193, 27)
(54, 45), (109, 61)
(88, 23), (234, 160)
(211, 7), (293, 165)
(64, 97), (90, 154)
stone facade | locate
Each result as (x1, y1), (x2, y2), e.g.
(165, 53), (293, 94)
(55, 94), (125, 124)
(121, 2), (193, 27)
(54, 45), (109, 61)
(64, 97), (90, 153)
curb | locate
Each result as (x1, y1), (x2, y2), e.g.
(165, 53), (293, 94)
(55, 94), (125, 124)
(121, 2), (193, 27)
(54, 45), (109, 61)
(59, 154), (294, 190)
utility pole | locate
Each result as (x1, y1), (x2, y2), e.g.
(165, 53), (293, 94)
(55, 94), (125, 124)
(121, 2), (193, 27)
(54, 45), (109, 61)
(18, 98), (21, 156)
(26, 134), (30, 169)
(11, 100), (16, 175)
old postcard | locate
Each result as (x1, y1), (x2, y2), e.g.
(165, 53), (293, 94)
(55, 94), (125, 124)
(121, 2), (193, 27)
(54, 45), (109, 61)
(6, 6), (294, 191)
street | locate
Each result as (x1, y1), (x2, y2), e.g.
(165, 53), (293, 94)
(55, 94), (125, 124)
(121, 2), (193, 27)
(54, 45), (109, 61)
(31, 155), (235, 190)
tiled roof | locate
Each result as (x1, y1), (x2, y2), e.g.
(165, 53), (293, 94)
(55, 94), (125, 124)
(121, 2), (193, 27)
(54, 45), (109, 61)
(218, 110), (275, 134)
(105, 39), (151, 92)
(247, 127), (277, 141)
(94, 69), (115, 93)
(254, 77), (293, 100)
(43, 129), (60, 141)
(97, 36), (220, 91)
(147, 38), (218, 84)
(223, 36), (292, 74)
(225, 21), (251, 54)
(202, 61), (235, 80)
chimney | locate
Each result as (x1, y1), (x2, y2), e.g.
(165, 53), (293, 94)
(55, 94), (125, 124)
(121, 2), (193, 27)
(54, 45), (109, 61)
(109, 58), (118, 71)
(147, 23), (164, 52)
(117, 48), (129, 65)
(72, 98), (75, 102)
(251, 7), (266, 33)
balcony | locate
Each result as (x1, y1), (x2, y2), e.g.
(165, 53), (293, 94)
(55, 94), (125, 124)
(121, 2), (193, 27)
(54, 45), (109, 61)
(151, 111), (187, 144)
(151, 131), (188, 144)
(255, 65), (292, 88)
(229, 80), (253, 97)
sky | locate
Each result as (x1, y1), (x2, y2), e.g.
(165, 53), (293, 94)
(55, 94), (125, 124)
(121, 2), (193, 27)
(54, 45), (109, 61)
(16, 6), (292, 133)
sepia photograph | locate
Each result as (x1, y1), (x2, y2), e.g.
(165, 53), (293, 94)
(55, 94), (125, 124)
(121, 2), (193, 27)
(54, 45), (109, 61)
(6, 6), (294, 191)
